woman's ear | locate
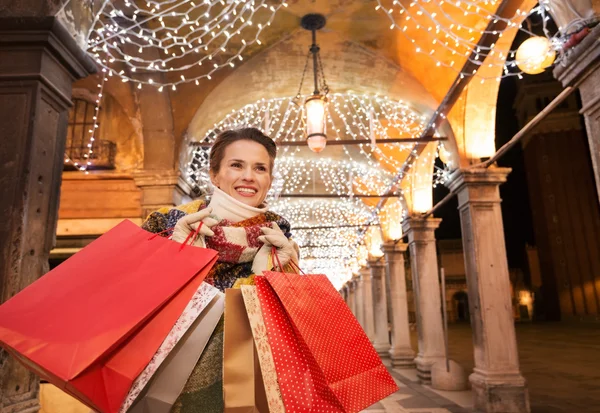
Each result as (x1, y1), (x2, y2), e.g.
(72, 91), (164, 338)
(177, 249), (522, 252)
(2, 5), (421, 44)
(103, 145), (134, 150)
(209, 171), (219, 188)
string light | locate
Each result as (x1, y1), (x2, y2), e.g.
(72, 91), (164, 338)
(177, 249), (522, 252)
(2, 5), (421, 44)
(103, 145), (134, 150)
(64, 71), (106, 173)
(186, 93), (453, 284)
(186, 93), (440, 191)
(376, 0), (564, 80)
(270, 198), (375, 288)
(87, 0), (287, 88)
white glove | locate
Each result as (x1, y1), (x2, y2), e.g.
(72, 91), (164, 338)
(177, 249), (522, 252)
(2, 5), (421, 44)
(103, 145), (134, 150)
(171, 208), (217, 248)
(252, 223), (299, 274)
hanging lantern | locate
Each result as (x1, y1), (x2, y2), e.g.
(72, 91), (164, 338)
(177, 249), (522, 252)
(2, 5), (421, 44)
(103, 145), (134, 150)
(299, 14), (330, 153)
(515, 36), (556, 75)
(305, 94), (327, 153)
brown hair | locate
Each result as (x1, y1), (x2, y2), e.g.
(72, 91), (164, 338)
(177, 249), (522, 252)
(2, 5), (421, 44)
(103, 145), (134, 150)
(209, 128), (277, 176)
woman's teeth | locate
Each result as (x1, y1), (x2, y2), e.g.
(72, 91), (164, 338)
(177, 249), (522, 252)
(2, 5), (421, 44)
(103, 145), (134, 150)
(237, 188), (256, 194)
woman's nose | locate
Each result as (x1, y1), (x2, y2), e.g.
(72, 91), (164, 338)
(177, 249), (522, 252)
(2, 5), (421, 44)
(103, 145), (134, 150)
(241, 167), (255, 181)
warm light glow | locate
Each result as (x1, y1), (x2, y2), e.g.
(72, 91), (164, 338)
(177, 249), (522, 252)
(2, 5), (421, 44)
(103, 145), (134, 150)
(305, 95), (327, 152)
(389, 225), (403, 241)
(307, 135), (327, 153)
(515, 36), (556, 75)
(367, 227), (385, 258)
(412, 187), (432, 213)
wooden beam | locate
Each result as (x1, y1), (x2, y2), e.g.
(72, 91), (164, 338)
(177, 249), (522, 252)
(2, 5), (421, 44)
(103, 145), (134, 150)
(293, 223), (379, 230)
(190, 137), (447, 148)
(278, 193), (400, 198)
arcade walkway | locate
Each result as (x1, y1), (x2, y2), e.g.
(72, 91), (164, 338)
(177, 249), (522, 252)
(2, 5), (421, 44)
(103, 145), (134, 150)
(364, 323), (600, 413)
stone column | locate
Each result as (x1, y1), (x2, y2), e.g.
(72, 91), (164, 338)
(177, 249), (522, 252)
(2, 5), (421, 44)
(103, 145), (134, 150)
(369, 258), (391, 356)
(554, 24), (600, 204)
(0, 17), (96, 412)
(447, 168), (530, 413)
(347, 279), (357, 317)
(402, 217), (445, 384)
(382, 242), (416, 368)
(354, 273), (365, 328)
(134, 172), (192, 219)
(132, 53), (189, 218)
(359, 266), (376, 341)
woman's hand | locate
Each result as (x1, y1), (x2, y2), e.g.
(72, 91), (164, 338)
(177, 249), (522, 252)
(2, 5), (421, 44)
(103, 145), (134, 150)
(171, 208), (217, 248)
(252, 223), (299, 274)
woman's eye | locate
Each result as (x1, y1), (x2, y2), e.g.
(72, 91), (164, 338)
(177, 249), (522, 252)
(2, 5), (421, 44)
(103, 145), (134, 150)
(256, 166), (267, 172)
(231, 162), (242, 168)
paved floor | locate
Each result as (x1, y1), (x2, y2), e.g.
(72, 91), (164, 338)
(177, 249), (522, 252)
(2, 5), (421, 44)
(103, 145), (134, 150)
(363, 322), (600, 413)
(363, 363), (472, 413)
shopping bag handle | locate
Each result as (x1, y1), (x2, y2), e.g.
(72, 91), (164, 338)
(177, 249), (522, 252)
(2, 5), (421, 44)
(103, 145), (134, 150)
(148, 227), (175, 239)
(179, 221), (204, 251)
(147, 223), (204, 251)
(270, 246), (305, 274)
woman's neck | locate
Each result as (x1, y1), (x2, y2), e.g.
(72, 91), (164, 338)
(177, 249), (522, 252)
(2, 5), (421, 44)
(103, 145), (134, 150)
(207, 186), (267, 223)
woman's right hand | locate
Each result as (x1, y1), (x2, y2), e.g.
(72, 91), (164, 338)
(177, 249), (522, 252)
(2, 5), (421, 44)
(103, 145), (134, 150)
(171, 208), (217, 248)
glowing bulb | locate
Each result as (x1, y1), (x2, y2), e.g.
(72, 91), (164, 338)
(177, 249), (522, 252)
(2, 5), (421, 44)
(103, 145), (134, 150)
(515, 36), (556, 75)
(305, 95), (327, 153)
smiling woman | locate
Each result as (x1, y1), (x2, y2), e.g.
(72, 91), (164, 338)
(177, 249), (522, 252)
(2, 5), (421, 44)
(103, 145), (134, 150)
(208, 128), (276, 208)
(141, 127), (299, 412)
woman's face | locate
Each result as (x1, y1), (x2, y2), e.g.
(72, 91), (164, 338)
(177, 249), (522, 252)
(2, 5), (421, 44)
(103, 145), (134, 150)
(210, 140), (273, 207)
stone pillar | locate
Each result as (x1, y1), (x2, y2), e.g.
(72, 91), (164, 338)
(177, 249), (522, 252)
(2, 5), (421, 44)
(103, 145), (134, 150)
(0, 17), (96, 412)
(402, 217), (445, 384)
(359, 266), (376, 341)
(382, 242), (416, 368)
(134, 172), (192, 219)
(347, 279), (357, 317)
(132, 53), (189, 218)
(554, 24), (600, 204)
(447, 168), (530, 413)
(369, 258), (391, 356)
(354, 273), (365, 328)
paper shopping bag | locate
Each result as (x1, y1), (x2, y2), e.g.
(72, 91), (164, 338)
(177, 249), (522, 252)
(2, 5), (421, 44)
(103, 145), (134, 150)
(223, 289), (269, 413)
(0, 220), (218, 413)
(257, 273), (398, 413)
(240, 285), (285, 413)
(255, 276), (345, 412)
(126, 290), (225, 413)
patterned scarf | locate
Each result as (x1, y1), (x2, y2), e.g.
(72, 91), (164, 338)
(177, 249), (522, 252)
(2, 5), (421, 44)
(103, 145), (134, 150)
(141, 199), (292, 291)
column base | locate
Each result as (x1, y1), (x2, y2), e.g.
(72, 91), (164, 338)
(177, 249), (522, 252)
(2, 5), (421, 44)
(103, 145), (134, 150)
(415, 355), (445, 384)
(373, 342), (391, 357)
(470, 370), (530, 413)
(389, 347), (416, 369)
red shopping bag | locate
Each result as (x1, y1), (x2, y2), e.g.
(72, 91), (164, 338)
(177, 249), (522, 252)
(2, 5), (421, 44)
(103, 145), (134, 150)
(255, 276), (346, 412)
(0, 220), (218, 413)
(256, 272), (398, 412)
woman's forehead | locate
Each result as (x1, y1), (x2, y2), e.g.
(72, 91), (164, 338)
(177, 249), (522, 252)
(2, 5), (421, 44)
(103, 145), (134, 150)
(223, 140), (270, 159)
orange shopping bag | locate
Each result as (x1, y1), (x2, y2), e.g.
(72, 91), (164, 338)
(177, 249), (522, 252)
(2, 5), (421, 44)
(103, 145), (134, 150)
(0, 220), (218, 413)
(255, 270), (398, 413)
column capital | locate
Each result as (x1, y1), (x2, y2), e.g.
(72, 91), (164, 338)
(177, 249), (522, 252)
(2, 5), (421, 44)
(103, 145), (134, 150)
(132, 169), (180, 187)
(447, 167), (511, 191)
(382, 241), (408, 254)
(367, 257), (386, 269)
(133, 169), (192, 218)
(0, 16), (97, 81)
(553, 24), (600, 87)
(401, 216), (441, 242)
(446, 167), (511, 210)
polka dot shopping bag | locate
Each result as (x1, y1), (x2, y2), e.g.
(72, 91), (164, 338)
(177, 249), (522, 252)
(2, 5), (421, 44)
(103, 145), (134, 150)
(255, 272), (398, 413)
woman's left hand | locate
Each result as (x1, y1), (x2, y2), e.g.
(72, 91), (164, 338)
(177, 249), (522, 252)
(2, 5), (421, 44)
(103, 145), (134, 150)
(252, 223), (299, 274)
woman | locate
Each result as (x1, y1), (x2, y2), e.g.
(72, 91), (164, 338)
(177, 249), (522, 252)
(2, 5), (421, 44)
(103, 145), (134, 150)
(142, 127), (298, 412)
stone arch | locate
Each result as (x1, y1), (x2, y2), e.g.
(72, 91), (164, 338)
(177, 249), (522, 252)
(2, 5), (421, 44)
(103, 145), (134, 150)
(180, 29), (452, 169)
(447, 0), (540, 167)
